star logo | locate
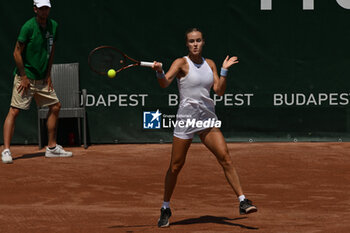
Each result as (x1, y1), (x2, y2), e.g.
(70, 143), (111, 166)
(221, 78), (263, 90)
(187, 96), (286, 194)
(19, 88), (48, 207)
(150, 109), (162, 122)
(143, 110), (162, 129)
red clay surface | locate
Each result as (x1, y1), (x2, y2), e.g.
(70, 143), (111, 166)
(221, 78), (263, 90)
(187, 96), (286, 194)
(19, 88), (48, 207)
(1, 142), (350, 233)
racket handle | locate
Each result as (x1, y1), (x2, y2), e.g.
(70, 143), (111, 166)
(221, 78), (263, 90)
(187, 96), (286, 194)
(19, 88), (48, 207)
(140, 61), (163, 68)
(140, 61), (154, 67)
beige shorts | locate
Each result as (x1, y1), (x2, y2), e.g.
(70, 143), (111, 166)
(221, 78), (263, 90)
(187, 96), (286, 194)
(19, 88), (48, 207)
(10, 74), (59, 110)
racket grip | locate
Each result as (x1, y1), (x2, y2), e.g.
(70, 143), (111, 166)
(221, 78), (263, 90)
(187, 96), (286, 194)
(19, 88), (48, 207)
(140, 61), (154, 67)
(140, 61), (163, 68)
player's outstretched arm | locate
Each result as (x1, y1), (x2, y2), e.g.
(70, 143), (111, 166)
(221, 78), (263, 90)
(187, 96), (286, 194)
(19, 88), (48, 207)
(211, 56), (239, 96)
(153, 58), (183, 88)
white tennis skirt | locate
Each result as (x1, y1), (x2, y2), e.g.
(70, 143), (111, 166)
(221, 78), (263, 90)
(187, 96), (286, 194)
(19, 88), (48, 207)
(173, 98), (218, 139)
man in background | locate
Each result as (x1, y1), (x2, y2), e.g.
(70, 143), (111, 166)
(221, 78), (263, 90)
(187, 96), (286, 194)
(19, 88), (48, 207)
(2, 0), (72, 164)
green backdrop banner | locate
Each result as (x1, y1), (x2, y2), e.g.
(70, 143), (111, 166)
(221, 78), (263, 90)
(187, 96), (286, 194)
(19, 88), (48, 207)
(1, 0), (350, 144)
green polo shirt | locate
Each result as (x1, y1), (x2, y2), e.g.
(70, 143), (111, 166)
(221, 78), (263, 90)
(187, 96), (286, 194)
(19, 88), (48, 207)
(14, 17), (58, 80)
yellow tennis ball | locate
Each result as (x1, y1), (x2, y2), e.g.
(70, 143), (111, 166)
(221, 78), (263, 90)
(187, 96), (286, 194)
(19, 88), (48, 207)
(107, 69), (116, 78)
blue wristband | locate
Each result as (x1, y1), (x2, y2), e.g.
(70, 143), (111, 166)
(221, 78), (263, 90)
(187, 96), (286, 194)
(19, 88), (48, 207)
(156, 70), (165, 79)
(220, 67), (228, 77)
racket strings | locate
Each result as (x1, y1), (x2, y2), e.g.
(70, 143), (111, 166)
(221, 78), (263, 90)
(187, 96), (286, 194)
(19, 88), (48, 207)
(89, 48), (125, 74)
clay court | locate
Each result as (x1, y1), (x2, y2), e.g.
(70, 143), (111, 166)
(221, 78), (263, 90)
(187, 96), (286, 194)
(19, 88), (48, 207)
(1, 142), (350, 233)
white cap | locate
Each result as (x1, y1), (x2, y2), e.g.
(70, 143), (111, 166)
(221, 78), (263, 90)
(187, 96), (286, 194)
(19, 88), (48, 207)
(33, 0), (51, 8)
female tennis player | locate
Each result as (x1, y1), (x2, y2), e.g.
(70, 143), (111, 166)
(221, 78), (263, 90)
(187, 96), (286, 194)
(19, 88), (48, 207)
(152, 28), (257, 228)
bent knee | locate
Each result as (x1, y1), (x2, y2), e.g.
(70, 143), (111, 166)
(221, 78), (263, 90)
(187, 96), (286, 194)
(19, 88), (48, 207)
(169, 162), (185, 174)
(218, 154), (234, 169)
(50, 102), (61, 112)
(9, 107), (20, 118)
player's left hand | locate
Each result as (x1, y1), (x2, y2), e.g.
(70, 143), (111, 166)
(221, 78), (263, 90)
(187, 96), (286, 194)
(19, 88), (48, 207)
(222, 56), (239, 69)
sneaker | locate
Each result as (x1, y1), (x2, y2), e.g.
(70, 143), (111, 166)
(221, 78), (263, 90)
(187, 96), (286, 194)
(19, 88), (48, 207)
(158, 207), (172, 228)
(2, 149), (13, 164)
(45, 145), (73, 158)
(239, 199), (257, 215)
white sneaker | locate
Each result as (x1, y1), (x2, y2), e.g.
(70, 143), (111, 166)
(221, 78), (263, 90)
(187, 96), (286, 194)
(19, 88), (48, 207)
(2, 149), (13, 164)
(45, 145), (73, 158)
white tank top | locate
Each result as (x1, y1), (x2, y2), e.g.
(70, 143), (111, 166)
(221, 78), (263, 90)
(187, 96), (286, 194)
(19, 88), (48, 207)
(174, 56), (218, 135)
(177, 56), (215, 110)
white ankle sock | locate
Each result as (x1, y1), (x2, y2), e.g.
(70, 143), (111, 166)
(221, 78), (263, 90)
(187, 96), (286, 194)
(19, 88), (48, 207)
(161, 201), (170, 209)
(238, 195), (246, 202)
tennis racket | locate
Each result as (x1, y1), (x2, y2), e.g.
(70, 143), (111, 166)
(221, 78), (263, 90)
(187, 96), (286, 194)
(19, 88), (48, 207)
(88, 45), (159, 76)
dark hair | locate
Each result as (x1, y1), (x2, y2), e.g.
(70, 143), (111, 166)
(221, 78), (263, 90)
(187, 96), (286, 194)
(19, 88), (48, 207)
(185, 28), (204, 42)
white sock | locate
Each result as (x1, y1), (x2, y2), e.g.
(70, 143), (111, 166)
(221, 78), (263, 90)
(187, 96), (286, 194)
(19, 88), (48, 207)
(238, 195), (246, 202)
(161, 201), (170, 209)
